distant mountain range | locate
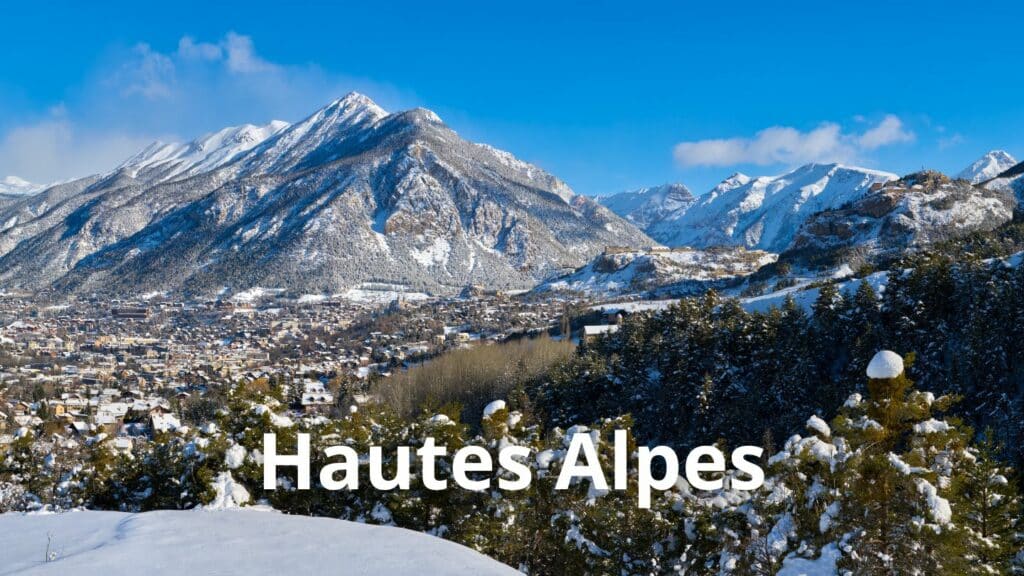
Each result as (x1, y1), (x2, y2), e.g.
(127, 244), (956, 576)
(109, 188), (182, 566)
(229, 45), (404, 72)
(600, 163), (897, 251)
(0, 96), (1020, 300)
(599, 151), (1024, 257)
(0, 93), (648, 298)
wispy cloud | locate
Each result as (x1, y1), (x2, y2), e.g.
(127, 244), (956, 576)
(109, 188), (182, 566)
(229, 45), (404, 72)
(673, 115), (915, 168)
(858, 115), (914, 150)
(0, 32), (406, 183)
(0, 107), (153, 185)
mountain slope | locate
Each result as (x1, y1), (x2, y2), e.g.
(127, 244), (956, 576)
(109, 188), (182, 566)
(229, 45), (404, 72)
(541, 246), (776, 297)
(0, 509), (519, 575)
(957, 150), (1017, 184)
(597, 183), (696, 231)
(0, 93), (650, 297)
(788, 171), (1014, 261)
(653, 163), (896, 252)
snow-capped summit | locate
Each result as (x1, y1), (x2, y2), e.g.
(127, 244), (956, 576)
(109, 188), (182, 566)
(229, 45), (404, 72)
(598, 183), (696, 229)
(233, 91), (389, 175)
(652, 163), (896, 252)
(120, 120), (290, 182)
(704, 172), (752, 202)
(867, 350), (904, 379)
(0, 176), (44, 196)
(329, 91), (389, 120)
(957, 150), (1017, 184)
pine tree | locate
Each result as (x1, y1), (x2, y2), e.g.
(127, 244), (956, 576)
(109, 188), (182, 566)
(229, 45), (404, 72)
(833, 351), (969, 575)
(951, 430), (1021, 575)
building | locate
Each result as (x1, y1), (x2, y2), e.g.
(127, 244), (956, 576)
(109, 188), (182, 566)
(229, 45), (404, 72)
(300, 380), (334, 412)
(582, 324), (620, 343)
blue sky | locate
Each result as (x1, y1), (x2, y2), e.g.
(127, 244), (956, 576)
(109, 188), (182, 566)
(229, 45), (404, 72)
(1, 0), (1021, 194)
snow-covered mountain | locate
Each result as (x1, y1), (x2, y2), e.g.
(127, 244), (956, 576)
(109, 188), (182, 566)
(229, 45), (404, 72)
(0, 93), (650, 297)
(597, 183), (696, 230)
(540, 245), (776, 297)
(651, 163), (896, 252)
(0, 509), (519, 575)
(789, 171), (1015, 259)
(0, 176), (44, 196)
(957, 150), (1017, 184)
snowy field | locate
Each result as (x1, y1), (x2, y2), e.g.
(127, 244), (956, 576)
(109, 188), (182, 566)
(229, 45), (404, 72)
(0, 509), (519, 575)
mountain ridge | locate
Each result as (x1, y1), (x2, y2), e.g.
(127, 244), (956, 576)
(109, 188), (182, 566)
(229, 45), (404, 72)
(0, 93), (651, 297)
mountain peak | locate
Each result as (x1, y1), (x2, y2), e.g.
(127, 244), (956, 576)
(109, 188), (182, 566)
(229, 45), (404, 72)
(326, 92), (388, 119)
(598, 183), (696, 230)
(958, 150), (1018, 184)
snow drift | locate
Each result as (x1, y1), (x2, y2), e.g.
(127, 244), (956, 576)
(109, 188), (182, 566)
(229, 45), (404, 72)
(0, 509), (519, 575)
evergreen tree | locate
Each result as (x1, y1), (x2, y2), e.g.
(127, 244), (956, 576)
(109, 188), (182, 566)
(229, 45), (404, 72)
(833, 351), (969, 575)
(951, 431), (1021, 575)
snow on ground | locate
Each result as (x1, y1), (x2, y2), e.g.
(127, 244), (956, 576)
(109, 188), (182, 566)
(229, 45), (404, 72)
(410, 236), (452, 267)
(740, 271), (890, 314)
(544, 248), (775, 297)
(592, 299), (681, 313)
(0, 509), (520, 575)
(296, 293), (327, 304)
(336, 284), (431, 305)
(229, 287), (285, 303)
(593, 251), (1024, 318)
(591, 270), (890, 316)
(777, 543), (841, 576)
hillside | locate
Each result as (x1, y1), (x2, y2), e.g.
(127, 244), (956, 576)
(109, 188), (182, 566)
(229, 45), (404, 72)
(787, 171), (1015, 263)
(541, 246), (776, 296)
(0, 509), (519, 575)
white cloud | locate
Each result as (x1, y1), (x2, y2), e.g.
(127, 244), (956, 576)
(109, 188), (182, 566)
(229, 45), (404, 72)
(222, 32), (276, 74)
(858, 115), (914, 150)
(119, 43), (176, 100)
(0, 110), (153, 184)
(177, 37), (223, 61)
(673, 115), (916, 168)
(938, 133), (965, 150)
(0, 32), (407, 184)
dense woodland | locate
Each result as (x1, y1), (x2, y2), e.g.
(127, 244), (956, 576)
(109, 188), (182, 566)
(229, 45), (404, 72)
(539, 251), (1024, 470)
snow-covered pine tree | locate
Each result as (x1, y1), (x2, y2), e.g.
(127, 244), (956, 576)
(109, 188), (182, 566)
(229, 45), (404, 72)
(833, 350), (968, 575)
(950, 430), (1021, 575)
